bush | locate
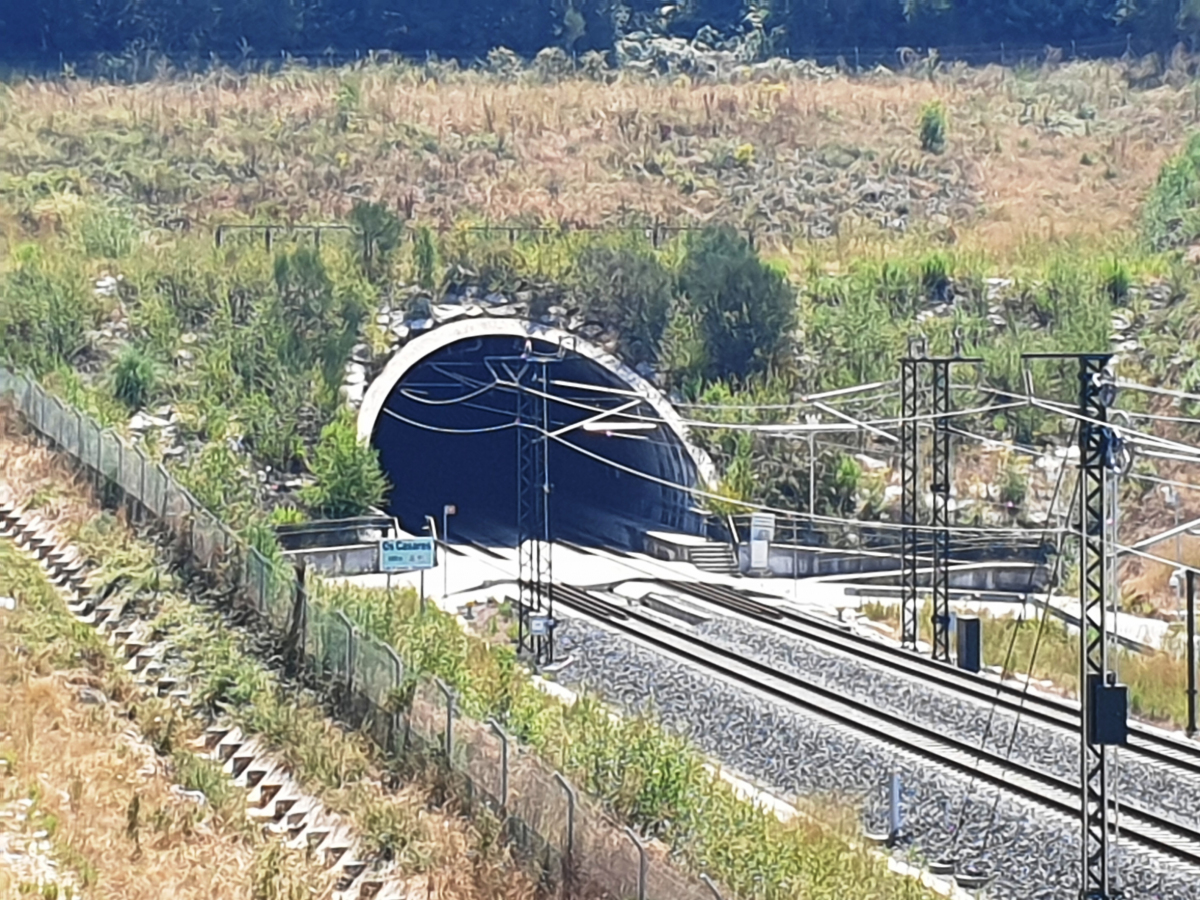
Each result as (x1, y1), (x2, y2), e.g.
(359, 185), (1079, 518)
(569, 238), (674, 366)
(1142, 132), (1200, 251)
(918, 101), (947, 154)
(1099, 256), (1133, 303)
(111, 346), (157, 410)
(349, 200), (402, 280)
(300, 408), (390, 518)
(413, 224), (441, 292)
(676, 224), (796, 385)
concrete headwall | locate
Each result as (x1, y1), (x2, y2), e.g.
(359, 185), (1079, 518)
(738, 543), (1049, 592)
(283, 544), (379, 578)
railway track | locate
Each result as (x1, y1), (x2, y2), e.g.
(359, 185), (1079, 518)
(549, 581), (1200, 869)
(650, 579), (1200, 776)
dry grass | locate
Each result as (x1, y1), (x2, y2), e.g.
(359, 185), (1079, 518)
(0, 407), (543, 900)
(0, 548), (332, 900)
(0, 57), (1193, 262)
(0, 654), (266, 900)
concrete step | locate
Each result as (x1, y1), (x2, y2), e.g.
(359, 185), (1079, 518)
(196, 725), (233, 752)
(124, 646), (161, 674)
(687, 544), (739, 575)
(247, 781), (285, 810)
(2, 510), (400, 900)
(334, 860), (369, 891)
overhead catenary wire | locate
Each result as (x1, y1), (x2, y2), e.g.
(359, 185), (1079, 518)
(382, 383), (1062, 538)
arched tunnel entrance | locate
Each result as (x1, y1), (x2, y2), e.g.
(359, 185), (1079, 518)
(358, 323), (713, 551)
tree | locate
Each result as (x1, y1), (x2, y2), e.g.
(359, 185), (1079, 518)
(271, 247), (371, 391)
(570, 240), (673, 366)
(676, 224), (796, 385)
(349, 200), (402, 281)
(300, 408), (390, 518)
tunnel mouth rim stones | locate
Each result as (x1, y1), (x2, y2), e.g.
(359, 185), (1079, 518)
(356, 318), (719, 490)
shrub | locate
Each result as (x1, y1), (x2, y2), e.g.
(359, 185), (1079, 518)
(1142, 131), (1200, 251)
(1100, 256), (1133, 303)
(300, 407), (390, 518)
(919, 251), (952, 301)
(349, 200), (402, 280)
(110, 346), (157, 410)
(413, 224), (441, 292)
(569, 239), (673, 366)
(827, 453), (862, 515)
(676, 224), (796, 385)
(998, 451), (1028, 510)
(918, 100), (947, 154)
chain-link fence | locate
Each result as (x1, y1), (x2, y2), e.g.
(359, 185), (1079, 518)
(0, 366), (727, 900)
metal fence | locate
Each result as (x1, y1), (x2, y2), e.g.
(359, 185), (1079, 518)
(0, 365), (723, 900)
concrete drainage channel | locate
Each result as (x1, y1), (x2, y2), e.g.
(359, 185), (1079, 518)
(0, 495), (406, 900)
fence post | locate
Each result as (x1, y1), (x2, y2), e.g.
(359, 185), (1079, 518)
(335, 610), (356, 706)
(256, 552), (267, 616)
(137, 448), (147, 522)
(624, 827), (647, 900)
(156, 463), (171, 523)
(487, 718), (508, 812)
(73, 409), (84, 471)
(384, 644), (404, 753)
(116, 437), (125, 504)
(700, 874), (724, 900)
(435, 678), (455, 764)
(553, 772), (576, 890)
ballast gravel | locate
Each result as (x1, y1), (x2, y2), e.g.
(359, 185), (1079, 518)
(691, 615), (1200, 833)
(552, 616), (1200, 900)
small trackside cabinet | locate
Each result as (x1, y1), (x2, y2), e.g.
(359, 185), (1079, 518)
(956, 615), (982, 673)
(1088, 674), (1129, 746)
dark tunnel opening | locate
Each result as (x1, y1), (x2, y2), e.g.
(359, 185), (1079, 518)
(370, 335), (703, 550)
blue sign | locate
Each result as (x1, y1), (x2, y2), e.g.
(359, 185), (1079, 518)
(379, 537), (436, 572)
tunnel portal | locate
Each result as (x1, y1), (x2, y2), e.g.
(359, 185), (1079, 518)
(358, 323), (710, 550)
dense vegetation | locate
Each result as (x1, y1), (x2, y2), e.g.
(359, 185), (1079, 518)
(4, 0), (1200, 72)
(1, 54), (1199, 601)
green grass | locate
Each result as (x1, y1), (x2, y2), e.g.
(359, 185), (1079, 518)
(858, 599), (1195, 728)
(0, 541), (111, 676)
(313, 579), (939, 900)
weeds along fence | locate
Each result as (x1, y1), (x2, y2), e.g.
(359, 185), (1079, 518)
(0, 365), (720, 900)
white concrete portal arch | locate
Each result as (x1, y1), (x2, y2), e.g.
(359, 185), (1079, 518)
(357, 318), (717, 487)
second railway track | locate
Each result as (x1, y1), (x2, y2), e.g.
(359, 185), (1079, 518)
(549, 581), (1200, 869)
(648, 578), (1200, 775)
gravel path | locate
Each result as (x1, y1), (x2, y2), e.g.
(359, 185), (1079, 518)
(553, 617), (1200, 900)
(691, 616), (1200, 833)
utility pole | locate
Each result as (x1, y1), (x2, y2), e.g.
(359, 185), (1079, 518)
(900, 331), (979, 661)
(513, 341), (564, 666)
(1025, 352), (1128, 900)
(900, 337), (926, 651)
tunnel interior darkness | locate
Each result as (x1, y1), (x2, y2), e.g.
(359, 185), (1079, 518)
(370, 335), (702, 550)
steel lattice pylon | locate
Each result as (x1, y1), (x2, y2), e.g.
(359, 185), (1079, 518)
(900, 335), (978, 660)
(930, 359), (954, 662)
(1078, 353), (1118, 900)
(900, 350), (923, 650)
(514, 354), (557, 664)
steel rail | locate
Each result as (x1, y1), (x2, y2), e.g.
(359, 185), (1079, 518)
(550, 583), (1200, 867)
(653, 579), (1200, 777)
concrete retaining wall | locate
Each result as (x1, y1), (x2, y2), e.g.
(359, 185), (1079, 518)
(283, 543), (379, 577)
